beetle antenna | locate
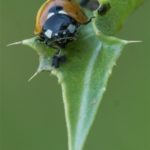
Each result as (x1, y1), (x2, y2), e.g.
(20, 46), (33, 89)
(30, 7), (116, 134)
(84, 16), (96, 25)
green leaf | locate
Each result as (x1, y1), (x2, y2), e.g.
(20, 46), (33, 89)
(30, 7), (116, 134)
(11, 25), (129, 150)
(9, 0), (144, 150)
(52, 33), (128, 150)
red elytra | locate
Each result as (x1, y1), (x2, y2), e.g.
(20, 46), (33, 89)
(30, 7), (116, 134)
(34, 0), (88, 34)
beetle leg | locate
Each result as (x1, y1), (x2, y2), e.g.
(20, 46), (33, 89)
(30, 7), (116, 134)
(51, 49), (60, 68)
(51, 49), (66, 68)
(52, 55), (60, 68)
(55, 49), (61, 56)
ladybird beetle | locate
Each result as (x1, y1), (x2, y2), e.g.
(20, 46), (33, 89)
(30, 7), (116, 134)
(34, 0), (92, 68)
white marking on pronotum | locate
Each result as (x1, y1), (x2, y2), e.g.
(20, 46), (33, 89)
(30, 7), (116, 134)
(74, 43), (102, 148)
(54, 33), (58, 36)
(63, 31), (66, 35)
(58, 10), (68, 15)
(45, 29), (53, 38)
(67, 24), (76, 33)
(47, 12), (55, 19)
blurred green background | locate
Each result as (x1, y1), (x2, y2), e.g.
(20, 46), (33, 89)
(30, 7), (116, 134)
(0, 0), (150, 150)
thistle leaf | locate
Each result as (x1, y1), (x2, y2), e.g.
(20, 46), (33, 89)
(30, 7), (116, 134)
(17, 24), (127, 150)
(11, 0), (144, 150)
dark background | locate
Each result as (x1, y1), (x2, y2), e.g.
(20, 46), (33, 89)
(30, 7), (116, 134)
(0, 0), (150, 150)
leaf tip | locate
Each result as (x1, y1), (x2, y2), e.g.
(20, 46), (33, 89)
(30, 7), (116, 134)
(7, 41), (23, 47)
(28, 71), (41, 82)
(123, 40), (142, 45)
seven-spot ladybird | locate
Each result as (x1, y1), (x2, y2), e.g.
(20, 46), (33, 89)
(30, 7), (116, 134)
(34, 0), (92, 68)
